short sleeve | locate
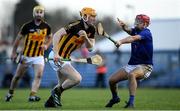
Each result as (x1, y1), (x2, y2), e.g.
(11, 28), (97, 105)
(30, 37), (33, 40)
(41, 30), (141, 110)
(47, 24), (51, 35)
(130, 28), (136, 36)
(20, 24), (28, 35)
(139, 29), (152, 40)
(88, 25), (95, 38)
(64, 21), (80, 34)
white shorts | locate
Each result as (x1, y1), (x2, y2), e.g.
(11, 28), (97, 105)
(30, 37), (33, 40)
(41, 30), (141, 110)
(123, 64), (153, 78)
(48, 51), (71, 71)
(20, 56), (44, 66)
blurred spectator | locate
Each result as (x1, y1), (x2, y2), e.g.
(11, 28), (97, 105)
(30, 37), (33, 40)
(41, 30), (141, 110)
(179, 47), (180, 67)
(19, 69), (31, 88)
(1, 64), (13, 88)
(0, 49), (7, 63)
(95, 50), (107, 88)
(113, 47), (122, 65)
(81, 47), (89, 58)
(0, 40), (9, 64)
(74, 46), (89, 67)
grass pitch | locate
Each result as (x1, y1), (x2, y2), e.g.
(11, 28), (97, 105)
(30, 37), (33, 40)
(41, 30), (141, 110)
(0, 88), (180, 110)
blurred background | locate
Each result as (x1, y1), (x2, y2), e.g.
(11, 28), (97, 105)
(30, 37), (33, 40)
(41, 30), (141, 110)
(0, 0), (180, 88)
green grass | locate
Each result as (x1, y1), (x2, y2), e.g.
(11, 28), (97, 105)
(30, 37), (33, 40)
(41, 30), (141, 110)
(0, 88), (180, 110)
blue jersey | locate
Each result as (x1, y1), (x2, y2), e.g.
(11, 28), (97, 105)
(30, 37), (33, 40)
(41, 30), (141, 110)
(128, 27), (153, 65)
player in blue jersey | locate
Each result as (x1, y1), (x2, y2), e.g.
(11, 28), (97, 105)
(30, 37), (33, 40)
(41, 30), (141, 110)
(105, 14), (153, 108)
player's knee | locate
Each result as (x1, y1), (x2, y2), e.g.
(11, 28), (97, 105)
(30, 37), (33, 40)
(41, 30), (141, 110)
(37, 75), (42, 79)
(35, 72), (43, 79)
(128, 73), (136, 79)
(36, 74), (42, 79)
(14, 76), (21, 81)
(73, 75), (82, 84)
(109, 78), (116, 85)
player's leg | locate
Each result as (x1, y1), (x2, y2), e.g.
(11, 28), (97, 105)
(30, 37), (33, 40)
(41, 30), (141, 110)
(45, 70), (66, 107)
(124, 65), (152, 108)
(60, 63), (82, 90)
(28, 63), (44, 102)
(45, 50), (65, 107)
(105, 68), (128, 107)
(53, 70), (67, 95)
(124, 66), (143, 108)
(5, 63), (28, 102)
(45, 62), (82, 107)
(55, 64), (82, 105)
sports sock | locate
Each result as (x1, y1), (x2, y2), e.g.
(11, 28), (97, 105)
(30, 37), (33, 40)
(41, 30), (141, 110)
(112, 92), (119, 99)
(30, 91), (36, 96)
(54, 86), (64, 96)
(59, 86), (64, 93)
(128, 95), (134, 104)
(9, 90), (14, 95)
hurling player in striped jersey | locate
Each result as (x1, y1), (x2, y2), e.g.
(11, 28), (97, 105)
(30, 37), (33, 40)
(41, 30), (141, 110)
(44, 7), (97, 108)
(5, 5), (52, 102)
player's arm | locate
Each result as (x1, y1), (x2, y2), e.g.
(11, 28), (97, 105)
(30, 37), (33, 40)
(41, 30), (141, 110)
(11, 33), (23, 60)
(41, 25), (53, 50)
(43, 33), (52, 50)
(86, 38), (95, 52)
(53, 28), (67, 61)
(117, 35), (141, 46)
(84, 37), (95, 49)
(117, 18), (132, 35)
(79, 30), (95, 49)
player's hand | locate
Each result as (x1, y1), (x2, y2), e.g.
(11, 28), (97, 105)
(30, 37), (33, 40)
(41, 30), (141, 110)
(11, 51), (17, 61)
(116, 40), (122, 47)
(53, 53), (64, 64)
(115, 41), (120, 48)
(117, 18), (126, 28)
(78, 30), (88, 39)
(54, 53), (60, 62)
(40, 44), (48, 51)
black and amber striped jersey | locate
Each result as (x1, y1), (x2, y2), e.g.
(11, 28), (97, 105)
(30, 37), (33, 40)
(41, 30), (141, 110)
(20, 20), (51, 57)
(58, 19), (95, 59)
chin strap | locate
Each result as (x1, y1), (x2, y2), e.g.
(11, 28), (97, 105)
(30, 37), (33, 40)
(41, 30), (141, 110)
(81, 14), (90, 23)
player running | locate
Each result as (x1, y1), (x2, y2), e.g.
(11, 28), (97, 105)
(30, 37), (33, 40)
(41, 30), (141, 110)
(105, 14), (153, 108)
(44, 7), (97, 107)
(5, 5), (52, 102)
